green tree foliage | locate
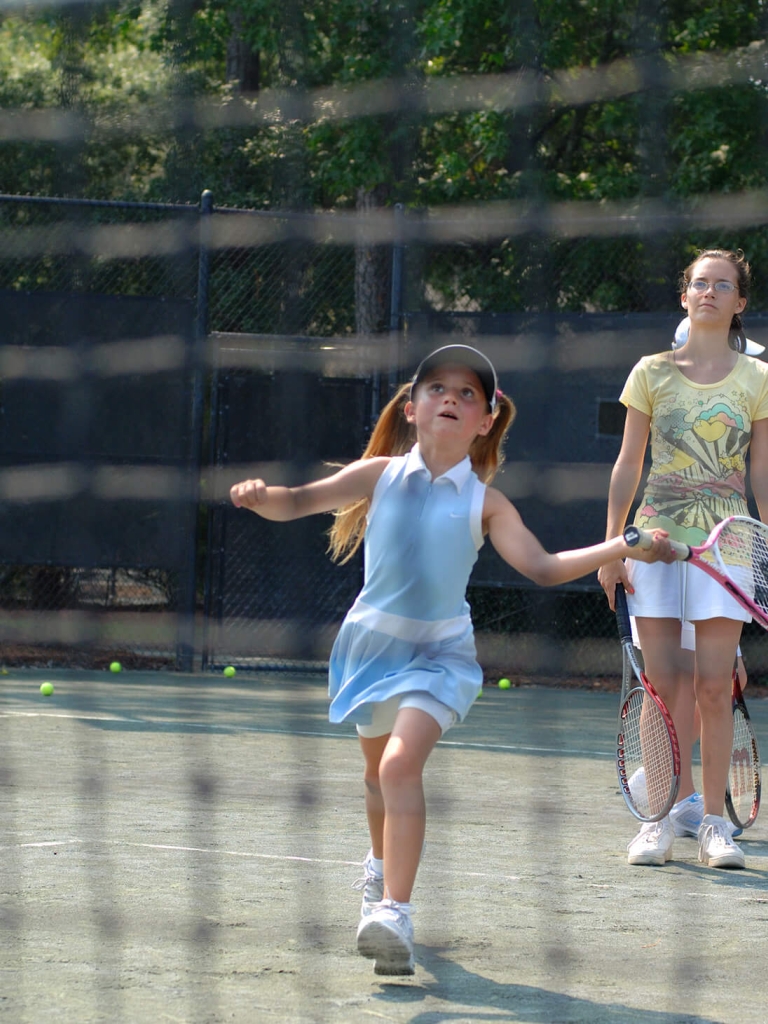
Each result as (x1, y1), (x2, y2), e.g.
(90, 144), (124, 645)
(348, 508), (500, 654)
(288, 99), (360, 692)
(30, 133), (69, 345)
(1, 0), (768, 314)
(0, 4), (174, 198)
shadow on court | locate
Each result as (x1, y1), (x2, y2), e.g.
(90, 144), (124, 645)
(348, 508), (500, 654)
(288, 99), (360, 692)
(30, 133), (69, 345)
(379, 955), (727, 1023)
(2, 668), (768, 1023)
(670, 855), (768, 885)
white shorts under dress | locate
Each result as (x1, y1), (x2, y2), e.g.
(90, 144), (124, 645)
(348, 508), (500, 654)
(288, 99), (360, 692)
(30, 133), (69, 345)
(356, 692), (458, 738)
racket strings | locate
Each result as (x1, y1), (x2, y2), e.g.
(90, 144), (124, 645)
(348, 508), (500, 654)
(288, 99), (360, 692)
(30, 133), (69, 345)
(620, 688), (678, 819)
(716, 519), (768, 614)
(728, 708), (760, 824)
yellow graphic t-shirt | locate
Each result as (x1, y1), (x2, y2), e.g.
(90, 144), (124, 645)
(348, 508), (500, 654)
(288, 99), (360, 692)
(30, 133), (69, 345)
(621, 351), (768, 547)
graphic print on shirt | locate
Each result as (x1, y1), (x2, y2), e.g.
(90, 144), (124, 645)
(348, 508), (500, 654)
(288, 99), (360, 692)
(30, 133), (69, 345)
(637, 385), (751, 545)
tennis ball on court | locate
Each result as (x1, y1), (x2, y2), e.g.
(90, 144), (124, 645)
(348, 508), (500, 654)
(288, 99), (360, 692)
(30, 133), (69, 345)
(109, 661), (122, 673)
(223, 666), (236, 678)
(498, 677), (511, 690)
(40, 682), (54, 697)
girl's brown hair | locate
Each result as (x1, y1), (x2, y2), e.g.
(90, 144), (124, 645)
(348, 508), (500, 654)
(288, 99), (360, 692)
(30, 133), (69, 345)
(680, 248), (751, 334)
(328, 382), (517, 563)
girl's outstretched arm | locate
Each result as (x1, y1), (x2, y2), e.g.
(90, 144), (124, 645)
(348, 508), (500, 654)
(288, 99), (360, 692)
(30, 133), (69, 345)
(484, 487), (674, 587)
(230, 457), (390, 521)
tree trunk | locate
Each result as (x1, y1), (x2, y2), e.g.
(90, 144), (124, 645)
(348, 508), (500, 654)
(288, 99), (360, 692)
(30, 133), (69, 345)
(226, 11), (260, 92)
(355, 186), (391, 336)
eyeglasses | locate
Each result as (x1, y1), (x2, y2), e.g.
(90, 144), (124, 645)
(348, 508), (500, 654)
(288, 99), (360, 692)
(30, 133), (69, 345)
(688, 278), (737, 294)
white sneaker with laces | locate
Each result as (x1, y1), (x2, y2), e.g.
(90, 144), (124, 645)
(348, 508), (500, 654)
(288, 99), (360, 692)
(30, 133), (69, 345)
(627, 817), (674, 866)
(698, 814), (746, 869)
(352, 850), (384, 917)
(670, 792), (742, 838)
(356, 898), (415, 975)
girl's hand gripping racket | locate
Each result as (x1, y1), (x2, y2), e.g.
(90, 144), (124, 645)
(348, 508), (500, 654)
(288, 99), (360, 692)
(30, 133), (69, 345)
(614, 584), (681, 821)
(726, 663), (762, 830)
(624, 516), (768, 630)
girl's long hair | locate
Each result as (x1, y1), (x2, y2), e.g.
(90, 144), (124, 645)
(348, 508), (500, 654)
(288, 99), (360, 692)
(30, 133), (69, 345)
(328, 382), (517, 563)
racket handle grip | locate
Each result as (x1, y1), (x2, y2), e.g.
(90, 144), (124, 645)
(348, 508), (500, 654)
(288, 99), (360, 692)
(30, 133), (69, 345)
(623, 525), (690, 560)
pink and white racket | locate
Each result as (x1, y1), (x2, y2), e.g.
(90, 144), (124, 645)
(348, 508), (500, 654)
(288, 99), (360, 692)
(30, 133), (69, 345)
(624, 516), (768, 631)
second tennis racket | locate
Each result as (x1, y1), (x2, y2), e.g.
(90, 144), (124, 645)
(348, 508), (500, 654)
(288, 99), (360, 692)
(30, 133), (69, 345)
(615, 584), (681, 821)
(726, 664), (762, 831)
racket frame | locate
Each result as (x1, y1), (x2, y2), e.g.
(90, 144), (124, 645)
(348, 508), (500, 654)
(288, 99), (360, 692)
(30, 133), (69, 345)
(624, 516), (768, 630)
(624, 520), (764, 826)
(725, 667), (762, 830)
(614, 584), (681, 821)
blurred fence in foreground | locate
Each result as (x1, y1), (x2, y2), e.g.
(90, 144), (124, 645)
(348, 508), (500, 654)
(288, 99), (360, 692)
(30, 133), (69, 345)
(2, 192), (768, 682)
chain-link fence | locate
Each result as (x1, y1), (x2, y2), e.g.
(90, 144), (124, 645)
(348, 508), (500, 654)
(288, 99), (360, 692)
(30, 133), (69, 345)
(202, 338), (374, 670)
(3, 191), (768, 680)
(408, 231), (768, 315)
(0, 196), (201, 668)
(208, 231), (356, 336)
(0, 194), (198, 299)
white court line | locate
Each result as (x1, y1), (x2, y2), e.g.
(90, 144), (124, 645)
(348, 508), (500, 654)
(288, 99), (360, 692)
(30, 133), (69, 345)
(439, 737), (614, 758)
(9, 838), (767, 894)
(8, 836), (522, 881)
(1, 709), (144, 723)
(18, 839), (83, 848)
(0, 708), (616, 758)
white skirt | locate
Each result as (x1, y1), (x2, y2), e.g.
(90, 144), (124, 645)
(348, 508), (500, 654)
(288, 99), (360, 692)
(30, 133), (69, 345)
(626, 559), (750, 649)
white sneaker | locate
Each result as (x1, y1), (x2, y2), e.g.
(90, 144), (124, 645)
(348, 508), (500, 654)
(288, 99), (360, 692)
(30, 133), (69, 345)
(352, 850), (384, 917)
(670, 792), (704, 837)
(627, 817), (674, 866)
(356, 898), (415, 975)
(698, 814), (746, 869)
(670, 793), (743, 839)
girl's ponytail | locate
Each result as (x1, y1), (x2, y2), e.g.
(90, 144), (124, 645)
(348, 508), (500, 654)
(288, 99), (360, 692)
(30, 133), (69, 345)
(469, 392), (516, 483)
(327, 384), (414, 563)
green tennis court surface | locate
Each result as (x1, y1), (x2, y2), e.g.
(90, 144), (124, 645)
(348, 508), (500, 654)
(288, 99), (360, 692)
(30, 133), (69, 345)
(2, 670), (767, 1023)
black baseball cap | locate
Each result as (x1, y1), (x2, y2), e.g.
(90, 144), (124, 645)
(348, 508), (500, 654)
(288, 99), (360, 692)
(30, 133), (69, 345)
(410, 344), (498, 411)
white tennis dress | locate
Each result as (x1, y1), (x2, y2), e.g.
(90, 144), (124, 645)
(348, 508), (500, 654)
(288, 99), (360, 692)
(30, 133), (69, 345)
(328, 444), (486, 726)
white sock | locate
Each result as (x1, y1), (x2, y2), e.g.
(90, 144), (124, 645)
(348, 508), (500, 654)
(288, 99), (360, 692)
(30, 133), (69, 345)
(370, 855), (383, 876)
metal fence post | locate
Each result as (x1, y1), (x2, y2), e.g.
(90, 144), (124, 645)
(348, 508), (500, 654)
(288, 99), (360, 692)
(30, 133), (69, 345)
(371, 202), (405, 424)
(176, 189), (213, 671)
(197, 190), (219, 671)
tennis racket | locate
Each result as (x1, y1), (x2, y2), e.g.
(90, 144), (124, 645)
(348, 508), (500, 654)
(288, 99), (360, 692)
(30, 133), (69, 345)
(624, 516), (768, 630)
(614, 584), (681, 821)
(726, 663), (762, 830)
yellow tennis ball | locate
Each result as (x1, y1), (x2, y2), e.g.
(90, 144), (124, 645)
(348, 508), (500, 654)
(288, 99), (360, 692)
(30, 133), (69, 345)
(109, 661), (122, 673)
(223, 666), (236, 678)
(498, 677), (511, 690)
(40, 682), (54, 696)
